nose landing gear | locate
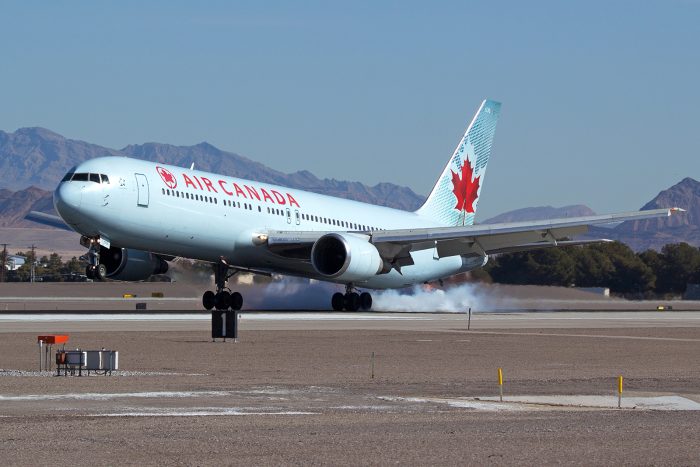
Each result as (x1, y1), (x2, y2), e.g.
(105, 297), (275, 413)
(201, 258), (243, 311)
(82, 236), (107, 281)
(331, 285), (372, 311)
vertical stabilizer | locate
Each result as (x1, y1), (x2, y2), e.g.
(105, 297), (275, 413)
(415, 99), (501, 226)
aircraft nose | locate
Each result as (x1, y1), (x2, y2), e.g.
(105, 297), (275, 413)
(53, 182), (82, 219)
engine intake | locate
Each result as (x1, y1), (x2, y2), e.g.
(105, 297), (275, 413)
(311, 233), (382, 282)
(100, 246), (169, 281)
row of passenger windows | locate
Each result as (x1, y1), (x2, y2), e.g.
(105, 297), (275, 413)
(162, 188), (384, 231)
(62, 172), (110, 184)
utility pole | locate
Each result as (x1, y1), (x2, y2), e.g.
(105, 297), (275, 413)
(29, 244), (36, 283)
(0, 243), (7, 283)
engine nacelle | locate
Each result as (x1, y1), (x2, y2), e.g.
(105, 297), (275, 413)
(100, 246), (169, 281)
(311, 233), (383, 282)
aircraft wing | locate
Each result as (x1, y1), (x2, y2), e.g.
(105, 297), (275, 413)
(264, 208), (683, 268)
(25, 211), (74, 231)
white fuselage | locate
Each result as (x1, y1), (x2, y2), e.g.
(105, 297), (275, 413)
(54, 156), (483, 289)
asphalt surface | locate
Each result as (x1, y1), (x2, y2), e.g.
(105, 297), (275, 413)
(1, 311), (700, 465)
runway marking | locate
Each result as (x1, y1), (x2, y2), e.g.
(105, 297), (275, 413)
(380, 395), (700, 411)
(478, 395), (700, 411)
(461, 331), (700, 342)
(0, 313), (432, 322)
(87, 409), (318, 417)
(0, 390), (235, 402)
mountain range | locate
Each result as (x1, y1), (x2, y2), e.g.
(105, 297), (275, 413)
(0, 127), (424, 210)
(0, 127), (698, 251)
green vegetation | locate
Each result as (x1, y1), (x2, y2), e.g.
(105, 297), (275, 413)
(484, 242), (700, 297)
(3, 251), (87, 282)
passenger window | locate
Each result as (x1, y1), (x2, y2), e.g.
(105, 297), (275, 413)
(101, 174), (109, 184)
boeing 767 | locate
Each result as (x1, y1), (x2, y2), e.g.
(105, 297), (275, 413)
(45, 100), (682, 311)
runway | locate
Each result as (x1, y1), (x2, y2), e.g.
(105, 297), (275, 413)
(2, 309), (700, 464)
(1, 310), (700, 333)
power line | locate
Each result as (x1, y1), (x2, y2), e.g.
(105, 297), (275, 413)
(29, 244), (36, 283)
(0, 243), (7, 283)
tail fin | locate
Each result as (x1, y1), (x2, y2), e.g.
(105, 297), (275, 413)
(415, 99), (501, 226)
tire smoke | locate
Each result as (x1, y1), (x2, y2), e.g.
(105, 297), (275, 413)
(372, 284), (482, 313)
(239, 276), (482, 312)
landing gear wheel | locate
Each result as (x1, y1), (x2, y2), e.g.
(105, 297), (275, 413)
(215, 291), (231, 310)
(85, 265), (95, 280)
(331, 292), (344, 311)
(203, 291), (216, 310)
(95, 263), (108, 281)
(230, 291), (243, 310)
(345, 292), (361, 312)
(360, 292), (373, 311)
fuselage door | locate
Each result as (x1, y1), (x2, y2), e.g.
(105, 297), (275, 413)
(135, 173), (149, 207)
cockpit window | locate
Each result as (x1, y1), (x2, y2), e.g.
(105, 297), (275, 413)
(64, 172), (110, 183)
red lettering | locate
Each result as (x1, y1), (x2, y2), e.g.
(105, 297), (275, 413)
(271, 190), (286, 205)
(218, 180), (233, 196)
(287, 193), (300, 208)
(260, 188), (274, 203)
(182, 174), (197, 189)
(201, 177), (218, 193)
(245, 185), (261, 201)
(233, 183), (247, 198)
(192, 175), (204, 190)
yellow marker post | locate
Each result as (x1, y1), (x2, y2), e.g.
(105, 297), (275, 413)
(498, 368), (503, 402)
(617, 375), (623, 409)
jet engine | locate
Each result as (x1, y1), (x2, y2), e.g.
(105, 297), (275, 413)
(311, 233), (383, 282)
(99, 246), (169, 281)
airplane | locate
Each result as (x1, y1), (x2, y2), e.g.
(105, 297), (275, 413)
(42, 99), (682, 311)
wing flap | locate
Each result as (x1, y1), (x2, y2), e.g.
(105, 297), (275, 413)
(259, 208), (683, 265)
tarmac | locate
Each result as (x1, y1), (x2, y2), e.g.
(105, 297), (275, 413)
(1, 284), (700, 465)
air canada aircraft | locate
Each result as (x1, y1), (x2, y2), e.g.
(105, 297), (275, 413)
(40, 99), (681, 311)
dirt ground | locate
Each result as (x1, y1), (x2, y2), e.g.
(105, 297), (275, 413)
(1, 323), (700, 465)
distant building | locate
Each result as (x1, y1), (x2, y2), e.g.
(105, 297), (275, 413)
(575, 287), (610, 297)
(5, 255), (26, 271)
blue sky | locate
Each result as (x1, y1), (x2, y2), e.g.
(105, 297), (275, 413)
(1, 0), (698, 218)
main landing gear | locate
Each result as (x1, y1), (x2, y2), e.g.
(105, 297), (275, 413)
(331, 285), (372, 311)
(202, 258), (243, 311)
(83, 236), (107, 281)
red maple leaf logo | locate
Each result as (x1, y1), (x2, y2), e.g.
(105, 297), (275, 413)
(451, 158), (480, 213)
(157, 166), (177, 189)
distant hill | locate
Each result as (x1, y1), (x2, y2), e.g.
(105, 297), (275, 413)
(585, 177), (700, 251)
(0, 186), (54, 228)
(481, 205), (597, 224)
(0, 127), (425, 211)
(0, 128), (122, 191)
